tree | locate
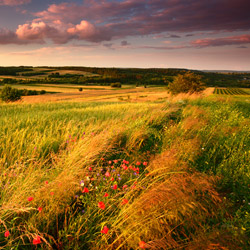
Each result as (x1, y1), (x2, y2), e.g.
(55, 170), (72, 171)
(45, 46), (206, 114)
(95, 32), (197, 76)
(168, 72), (205, 94)
(0, 85), (22, 102)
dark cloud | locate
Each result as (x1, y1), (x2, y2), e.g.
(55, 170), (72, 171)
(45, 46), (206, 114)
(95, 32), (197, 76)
(121, 40), (130, 46)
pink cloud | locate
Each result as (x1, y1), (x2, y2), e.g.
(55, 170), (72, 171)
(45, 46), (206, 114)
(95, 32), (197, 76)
(192, 35), (250, 48)
(0, 0), (31, 6)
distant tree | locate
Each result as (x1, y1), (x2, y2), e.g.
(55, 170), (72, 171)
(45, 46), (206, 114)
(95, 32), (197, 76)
(168, 72), (205, 94)
(0, 85), (22, 102)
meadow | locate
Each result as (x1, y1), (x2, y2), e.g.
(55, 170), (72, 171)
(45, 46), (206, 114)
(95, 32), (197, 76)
(0, 88), (250, 249)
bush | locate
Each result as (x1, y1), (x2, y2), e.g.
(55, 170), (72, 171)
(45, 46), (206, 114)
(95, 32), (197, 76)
(168, 72), (205, 94)
(79, 88), (83, 92)
(40, 90), (46, 95)
(0, 85), (22, 102)
(110, 82), (122, 88)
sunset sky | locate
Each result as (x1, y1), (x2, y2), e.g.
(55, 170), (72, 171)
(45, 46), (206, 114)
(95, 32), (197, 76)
(0, 0), (249, 70)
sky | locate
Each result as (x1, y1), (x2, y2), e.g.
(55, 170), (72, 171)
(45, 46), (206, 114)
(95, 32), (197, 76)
(0, 0), (249, 70)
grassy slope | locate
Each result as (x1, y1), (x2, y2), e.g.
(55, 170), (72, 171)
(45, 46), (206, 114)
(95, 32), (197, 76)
(0, 94), (250, 249)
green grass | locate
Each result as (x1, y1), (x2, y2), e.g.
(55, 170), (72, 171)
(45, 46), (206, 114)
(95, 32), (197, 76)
(0, 95), (250, 249)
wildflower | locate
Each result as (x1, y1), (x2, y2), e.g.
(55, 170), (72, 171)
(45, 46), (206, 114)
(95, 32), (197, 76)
(38, 207), (42, 212)
(113, 160), (118, 164)
(80, 180), (84, 187)
(108, 161), (112, 164)
(4, 231), (10, 237)
(105, 172), (111, 177)
(104, 192), (109, 197)
(121, 199), (128, 205)
(123, 185), (128, 189)
(113, 184), (117, 190)
(82, 187), (89, 193)
(139, 241), (146, 248)
(101, 226), (109, 234)
(33, 235), (41, 245)
(89, 167), (92, 171)
(122, 164), (128, 170)
(50, 192), (54, 196)
(101, 157), (104, 161)
(27, 197), (34, 202)
(98, 202), (105, 210)
(110, 177), (114, 181)
(143, 162), (148, 166)
(136, 161), (141, 166)
(45, 181), (49, 185)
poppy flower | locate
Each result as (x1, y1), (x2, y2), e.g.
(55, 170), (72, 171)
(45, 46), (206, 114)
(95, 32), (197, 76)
(139, 241), (146, 248)
(38, 207), (42, 212)
(113, 160), (118, 164)
(4, 231), (10, 237)
(82, 187), (89, 193)
(45, 181), (49, 185)
(98, 202), (105, 210)
(27, 197), (34, 202)
(136, 161), (141, 166)
(101, 226), (109, 234)
(122, 164), (128, 170)
(50, 192), (54, 196)
(89, 167), (92, 171)
(33, 235), (41, 245)
(121, 199), (128, 205)
(110, 177), (114, 181)
(105, 172), (111, 177)
(108, 161), (112, 164)
(104, 192), (109, 197)
(113, 184), (117, 190)
(123, 185), (128, 189)
(143, 162), (148, 166)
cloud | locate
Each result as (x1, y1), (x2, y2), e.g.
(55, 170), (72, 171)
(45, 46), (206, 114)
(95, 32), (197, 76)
(191, 34), (250, 48)
(1, 0), (250, 45)
(0, 0), (31, 6)
(121, 40), (130, 46)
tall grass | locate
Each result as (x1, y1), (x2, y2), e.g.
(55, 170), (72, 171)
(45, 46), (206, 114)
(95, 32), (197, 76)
(0, 95), (250, 249)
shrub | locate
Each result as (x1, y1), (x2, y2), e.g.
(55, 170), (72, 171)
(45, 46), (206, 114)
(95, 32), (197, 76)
(79, 87), (83, 92)
(168, 72), (205, 95)
(110, 82), (122, 88)
(40, 90), (46, 95)
(0, 85), (22, 102)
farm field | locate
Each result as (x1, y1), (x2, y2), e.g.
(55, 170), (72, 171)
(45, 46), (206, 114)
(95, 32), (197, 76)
(213, 87), (249, 95)
(0, 88), (250, 249)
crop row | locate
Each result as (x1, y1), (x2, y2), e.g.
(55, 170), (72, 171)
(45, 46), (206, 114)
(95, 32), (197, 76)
(214, 88), (249, 95)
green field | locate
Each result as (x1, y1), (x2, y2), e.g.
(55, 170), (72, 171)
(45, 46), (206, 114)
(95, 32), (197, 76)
(0, 92), (250, 249)
(214, 87), (250, 95)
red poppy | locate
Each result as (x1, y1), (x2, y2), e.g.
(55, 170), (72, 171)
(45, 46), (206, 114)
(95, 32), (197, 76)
(101, 226), (109, 234)
(27, 197), (34, 202)
(136, 161), (141, 166)
(123, 185), (128, 189)
(45, 181), (49, 185)
(101, 158), (105, 161)
(33, 235), (41, 245)
(82, 187), (89, 193)
(38, 207), (42, 212)
(104, 192), (109, 197)
(110, 177), (114, 181)
(89, 167), (92, 171)
(122, 164), (128, 170)
(139, 241), (146, 248)
(50, 192), (54, 196)
(98, 201), (105, 210)
(113, 160), (118, 164)
(108, 160), (112, 164)
(113, 184), (117, 190)
(4, 231), (10, 237)
(143, 162), (148, 166)
(121, 199), (128, 205)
